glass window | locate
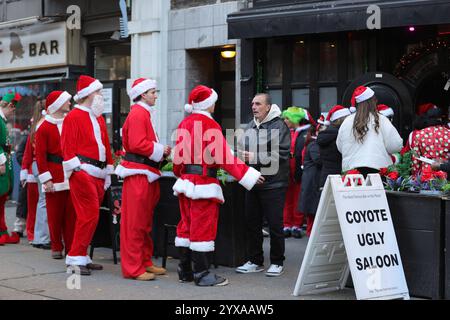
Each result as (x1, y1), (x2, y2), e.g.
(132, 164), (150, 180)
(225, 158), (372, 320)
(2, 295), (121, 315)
(319, 41), (338, 82)
(292, 88), (309, 108)
(267, 89), (282, 106)
(265, 39), (283, 85)
(348, 38), (367, 80)
(292, 39), (310, 82)
(319, 87), (337, 113)
(94, 44), (131, 81)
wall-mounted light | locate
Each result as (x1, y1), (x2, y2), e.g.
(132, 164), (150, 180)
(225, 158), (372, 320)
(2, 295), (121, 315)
(221, 50), (236, 59)
(409, 26), (415, 32)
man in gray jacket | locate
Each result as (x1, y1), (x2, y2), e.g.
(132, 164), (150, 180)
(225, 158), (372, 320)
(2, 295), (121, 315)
(236, 93), (291, 277)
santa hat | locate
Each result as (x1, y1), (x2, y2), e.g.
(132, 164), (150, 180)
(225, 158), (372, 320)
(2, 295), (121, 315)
(282, 106), (305, 124)
(184, 85), (218, 113)
(324, 105), (351, 125)
(45, 91), (72, 114)
(416, 103), (437, 116)
(317, 114), (326, 125)
(350, 85), (375, 113)
(73, 75), (103, 102)
(304, 109), (317, 127)
(129, 78), (157, 101)
(1, 92), (22, 107)
(377, 104), (394, 118)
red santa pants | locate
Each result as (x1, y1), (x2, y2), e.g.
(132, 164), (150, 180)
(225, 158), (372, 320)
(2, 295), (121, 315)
(45, 190), (76, 253)
(0, 194), (8, 233)
(26, 183), (38, 242)
(67, 171), (105, 263)
(283, 181), (304, 228)
(176, 194), (219, 252)
(120, 175), (160, 278)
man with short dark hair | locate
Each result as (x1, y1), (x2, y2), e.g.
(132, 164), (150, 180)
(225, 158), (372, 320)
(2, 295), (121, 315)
(236, 93), (290, 277)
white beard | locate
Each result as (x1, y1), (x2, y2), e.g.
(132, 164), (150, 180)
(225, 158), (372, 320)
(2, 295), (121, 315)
(91, 95), (105, 117)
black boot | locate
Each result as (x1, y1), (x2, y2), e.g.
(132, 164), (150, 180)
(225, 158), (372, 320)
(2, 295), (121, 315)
(192, 251), (228, 287)
(177, 247), (193, 283)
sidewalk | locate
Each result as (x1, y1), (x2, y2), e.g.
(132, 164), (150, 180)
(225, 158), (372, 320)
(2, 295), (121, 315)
(0, 202), (356, 300)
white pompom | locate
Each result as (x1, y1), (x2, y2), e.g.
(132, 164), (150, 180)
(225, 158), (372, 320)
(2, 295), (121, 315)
(324, 120), (331, 126)
(41, 110), (47, 116)
(184, 104), (193, 113)
(349, 106), (356, 113)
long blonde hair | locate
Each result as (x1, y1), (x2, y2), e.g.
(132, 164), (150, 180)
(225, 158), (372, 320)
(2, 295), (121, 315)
(352, 97), (380, 143)
(30, 99), (46, 144)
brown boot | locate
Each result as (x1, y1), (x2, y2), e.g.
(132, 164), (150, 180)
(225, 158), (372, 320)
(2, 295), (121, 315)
(86, 263), (103, 270)
(67, 265), (91, 276)
(51, 251), (63, 259)
(146, 265), (166, 275)
(135, 272), (155, 281)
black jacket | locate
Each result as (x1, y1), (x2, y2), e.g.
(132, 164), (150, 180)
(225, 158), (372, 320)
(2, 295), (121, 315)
(293, 126), (310, 182)
(316, 125), (342, 187)
(298, 140), (322, 215)
(15, 134), (28, 165)
(240, 117), (291, 190)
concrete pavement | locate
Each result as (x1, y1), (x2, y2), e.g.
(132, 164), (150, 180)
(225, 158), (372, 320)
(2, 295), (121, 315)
(0, 202), (356, 300)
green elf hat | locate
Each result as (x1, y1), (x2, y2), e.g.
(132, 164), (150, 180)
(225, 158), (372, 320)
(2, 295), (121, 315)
(1, 92), (22, 106)
(282, 106), (306, 124)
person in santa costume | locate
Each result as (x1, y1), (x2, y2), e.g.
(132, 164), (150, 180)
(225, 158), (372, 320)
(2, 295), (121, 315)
(61, 75), (114, 275)
(281, 107), (306, 239)
(377, 104), (394, 122)
(115, 78), (171, 281)
(35, 91), (76, 259)
(0, 92), (22, 245)
(172, 85), (263, 286)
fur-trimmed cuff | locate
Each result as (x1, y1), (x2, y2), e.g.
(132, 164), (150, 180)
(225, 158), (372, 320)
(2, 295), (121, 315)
(63, 157), (81, 172)
(20, 169), (28, 181)
(65, 255), (89, 266)
(0, 153), (6, 165)
(106, 164), (114, 175)
(190, 241), (214, 252)
(38, 171), (52, 183)
(175, 237), (190, 248)
(149, 142), (164, 162)
(239, 167), (261, 191)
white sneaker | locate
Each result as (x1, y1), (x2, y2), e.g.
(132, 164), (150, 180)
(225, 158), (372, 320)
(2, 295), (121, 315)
(235, 261), (264, 274)
(265, 264), (284, 277)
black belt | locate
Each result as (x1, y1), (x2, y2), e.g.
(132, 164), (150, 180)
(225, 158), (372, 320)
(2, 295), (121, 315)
(124, 152), (160, 169)
(184, 165), (217, 178)
(47, 154), (63, 164)
(76, 154), (106, 169)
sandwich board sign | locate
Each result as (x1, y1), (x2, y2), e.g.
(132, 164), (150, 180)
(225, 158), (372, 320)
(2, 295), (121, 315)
(293, 174), (409, 300)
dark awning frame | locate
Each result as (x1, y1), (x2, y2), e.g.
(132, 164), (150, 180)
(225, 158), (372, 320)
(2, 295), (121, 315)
(227, 0), (450, 39)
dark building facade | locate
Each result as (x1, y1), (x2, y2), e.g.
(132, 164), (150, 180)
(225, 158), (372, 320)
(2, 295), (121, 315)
(228, 0), (450, 138)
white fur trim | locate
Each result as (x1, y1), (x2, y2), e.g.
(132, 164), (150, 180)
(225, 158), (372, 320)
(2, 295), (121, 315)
(129, 79), (157, 100)
(408, 132), (414, 146)
(27, 174), (37, 183)
(115, 164), (160, 183)
(89, 112), (106, 162)
(73, 80), (103, 102)
(330, 108), (351, 122)
(349, 106), (356, 113)
(20, 169), (28, 181)
(184, 104), (193, 113)
(41, 180), (70, 193)
(379, 108), (394, 117)
(190, 241), (214, 252)
(38, 171), (52, 183)
(149, 142), (164, 162)
(175, 237), (190, 248)
(80, 163), (108, 179)
(47, 91), (71, 114)
(63, 156), (81, 172)
(0, 153), (6, 165)
(106, 164), (114, 175)
(192, 89), (218, 111)
(172, 178), (225, 203)
(355, 87), (375, 103)
(324, 120), (331, 126)
(238, 167), (261, 191)
(192, 110), (213, 119)
(65, 255), (89, 266)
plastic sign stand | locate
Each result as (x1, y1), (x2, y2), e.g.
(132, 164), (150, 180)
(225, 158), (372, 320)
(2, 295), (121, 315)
(293, 174), (410, 300)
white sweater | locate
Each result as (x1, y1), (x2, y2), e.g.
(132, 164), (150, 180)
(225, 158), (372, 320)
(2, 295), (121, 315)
(336, 114), (403, 171)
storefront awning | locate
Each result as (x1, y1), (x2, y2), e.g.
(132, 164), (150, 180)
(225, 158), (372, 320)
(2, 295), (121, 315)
(227, 0), (450, 39)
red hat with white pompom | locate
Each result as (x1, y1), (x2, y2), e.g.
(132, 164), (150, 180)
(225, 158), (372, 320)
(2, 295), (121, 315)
(324, 105), (351, 125)
(45, 91), (72, 114)
(416, 103), (437, 116)
(73, 75), (103, 102)
(129, 78), (157, 101)
(377, 104), (394, 118)
(184, 85), (218, 113)
(350, 85), (375, 113)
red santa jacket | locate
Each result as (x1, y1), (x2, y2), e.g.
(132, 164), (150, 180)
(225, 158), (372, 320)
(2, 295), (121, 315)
(20, 135), (37, 183)
(172, 110), (260, 203)
(61, 105), (114, 179)
(35, 115), (69, 192)
(115, 101), (163, 182)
